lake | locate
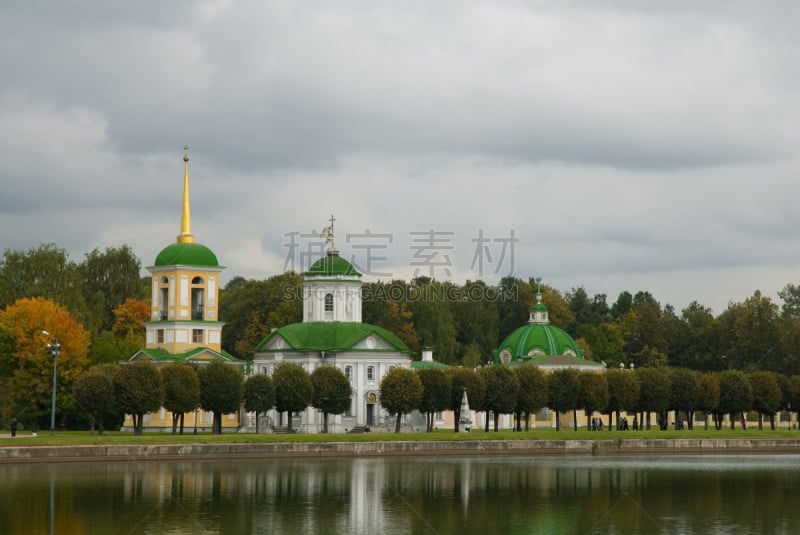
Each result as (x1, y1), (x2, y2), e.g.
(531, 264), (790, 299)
(1, 454), (798, 534)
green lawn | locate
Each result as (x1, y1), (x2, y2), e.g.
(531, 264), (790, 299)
(2, 426), (798, 447)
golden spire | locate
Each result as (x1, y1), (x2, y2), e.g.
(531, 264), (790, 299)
(177, 145), (195, 244)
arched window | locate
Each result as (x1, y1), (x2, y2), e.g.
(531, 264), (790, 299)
(324, 293), (334, 312)
(191, 277), (205, 319)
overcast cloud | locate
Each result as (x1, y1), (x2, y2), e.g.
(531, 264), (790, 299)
(1, 1), (799, 314)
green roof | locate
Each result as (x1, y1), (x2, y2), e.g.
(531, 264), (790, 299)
(253, 322), (411, 354)
(411, 360), (450, 371)
(305, 251), (361, 278)
(130, 347), (241, 363)
(154, 242), (219, 267)
(494, 323), (587, 364)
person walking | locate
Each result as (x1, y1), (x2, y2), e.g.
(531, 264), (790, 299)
(10, 417), (17, 438)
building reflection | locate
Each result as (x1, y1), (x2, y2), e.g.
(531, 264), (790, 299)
(0, 456), (798, 534)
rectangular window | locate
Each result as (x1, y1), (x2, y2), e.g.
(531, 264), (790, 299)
(156, 329), (165, 343)
(345, 366), (352, 380)
(367, 366), (375, 381)
(192, 329), (203, 343)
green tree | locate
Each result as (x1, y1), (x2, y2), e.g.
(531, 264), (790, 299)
(718, 291), (783, 373)
(0, 297), (90, 429)
(669, 367), (701, 429)
(451, 280), (499, 364)
(405, 280), (459, 364)
(244, 374), (275, 433)
(716, 370), (753, 430)
(72, 367), (114, 435)
(273, 362), (313, 431)
(310, 365), (352, 433)
(575, 322), (625, 369)
(496, 277), (535, 341)
(445, 367), (485, 432)
(748, 371), (782, 430)
(79, 245), (146, 336)
(0, 244), (84, 318)
(362, 280), (420, 351)
(789, 375), (800, 427)
(634, 367), (671, 430)
(697, 373), (721, 430)
(219, 273), (303, 359)
(379, 367), (423, 433)
(113, 361), (163, 435)
(514, 366), (548, 431)
(417, 368), (450, 432)
(478, 365), (519, 431)
(198, 361), (244, 434)
(578, 372), (609, 429)
(547, 368), (580, 431)
(606, 369), (639, 431)
(161, 362), (200, 434)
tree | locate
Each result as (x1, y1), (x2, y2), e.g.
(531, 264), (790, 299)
(405, 280), (459, 364)
(669, 367), (701, 429)
(0, 297), (90, 429)
(417, 368), (450, 432)
(748, 371), (782, 430)
(478, 365), (519, 431)
(219, 272), (303, 359)
(514, 366), (548, 431)
(161, 362), (200, 434)
(634, 367), (671, 430)
(79, 245), (146, 336)
(198, 361), (244, 434)
(697, 373), (721, 430)
(716, 370), (753, 430)
(445, 367), (485, 432)
(362, 280), (420, 351)
(72, 367), (114, 435)
(113, 361), (163, 435)
(789, 375), (800, 427)
(0, 244), (84, 318)
(244, 374), (275, 433)
(578, 372), (609, 429)
(547, 368), (580, 431)
(379, 367), (423, 433)
(88, 298), (149, 366)
(451, 280), (499, 364)
(606, 369), (639, 431)
(310, 365), (352, 433)
(273, 362), (313, 431)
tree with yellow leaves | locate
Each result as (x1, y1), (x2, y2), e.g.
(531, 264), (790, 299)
(0, 297), (90, 429)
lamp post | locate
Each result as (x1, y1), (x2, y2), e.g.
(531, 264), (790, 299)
(42, 330), (60, 436)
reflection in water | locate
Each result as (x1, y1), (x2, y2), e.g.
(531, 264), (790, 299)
(0, 455), (798, 534)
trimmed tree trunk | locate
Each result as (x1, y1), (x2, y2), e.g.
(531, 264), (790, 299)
(323, 412), (329, 433)
(395, 413), (402, 433)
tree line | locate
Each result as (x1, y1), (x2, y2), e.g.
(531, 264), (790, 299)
(379, 365), (800, 434)
(3, 242), (800, 431)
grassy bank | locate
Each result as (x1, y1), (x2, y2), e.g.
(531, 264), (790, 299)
(2, 427), (798, 447)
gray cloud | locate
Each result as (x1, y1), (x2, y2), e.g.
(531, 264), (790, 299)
(1, 1), (799, 314)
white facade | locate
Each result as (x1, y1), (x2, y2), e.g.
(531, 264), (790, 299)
(250, 247), (413, 433)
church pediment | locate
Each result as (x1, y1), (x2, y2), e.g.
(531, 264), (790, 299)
(352, 334), (394, 350)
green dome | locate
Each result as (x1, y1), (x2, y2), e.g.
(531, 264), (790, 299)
(154, 242), (219, 267)
(253, 322), (410, 353)
(305, 251), (361, 277)
(495, 323), (585, 364)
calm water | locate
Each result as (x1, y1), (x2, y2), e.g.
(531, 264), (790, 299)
(1, 454), (798, 534)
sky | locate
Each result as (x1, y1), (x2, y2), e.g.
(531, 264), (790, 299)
(1, 1), (799, 315)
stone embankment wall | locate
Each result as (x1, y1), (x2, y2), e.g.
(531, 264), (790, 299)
(1, 438), (799, 463)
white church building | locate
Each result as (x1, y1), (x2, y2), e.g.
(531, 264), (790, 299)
(250, 224), (414, 433)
